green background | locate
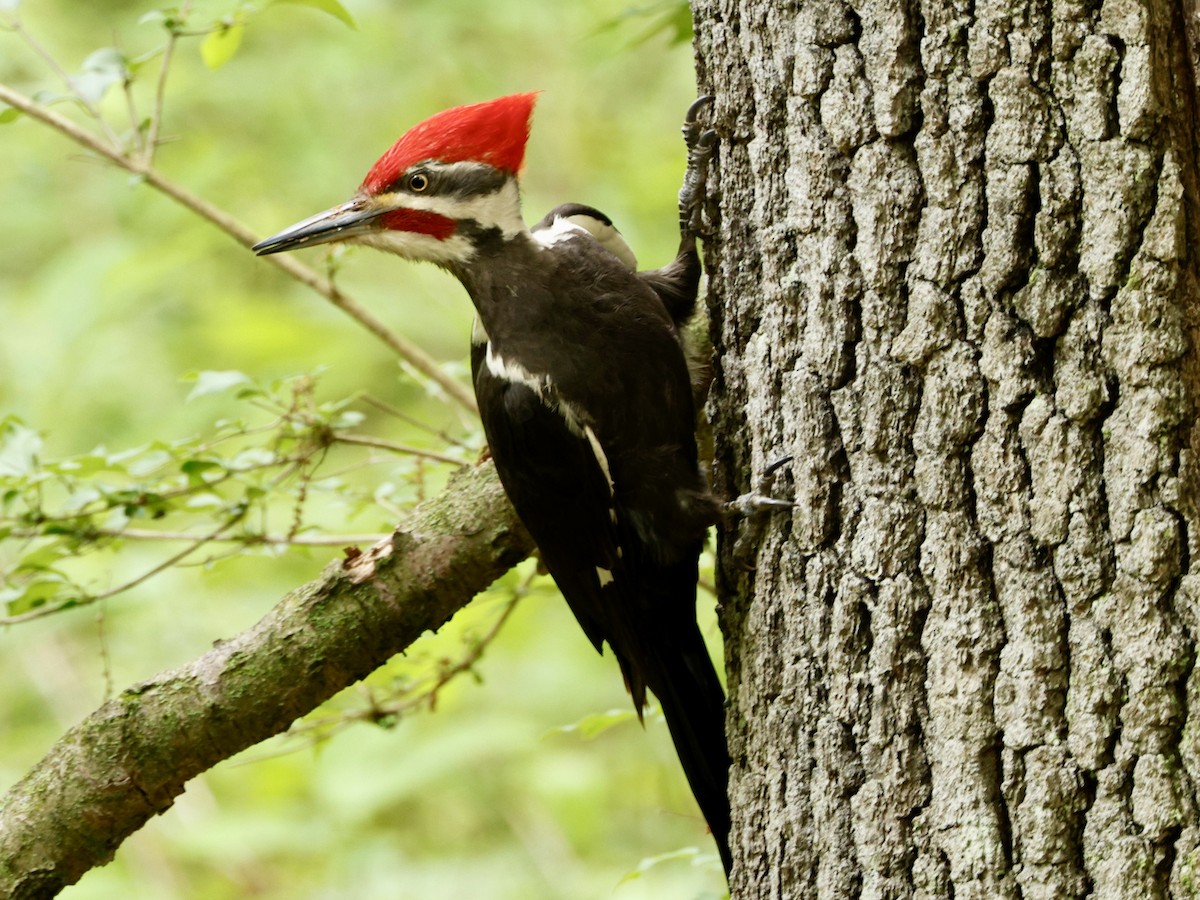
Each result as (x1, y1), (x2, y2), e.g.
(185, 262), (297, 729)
(1, 1), (728, 897)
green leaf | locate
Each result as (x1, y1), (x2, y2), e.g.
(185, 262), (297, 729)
(184, 491), (226, 509)
(127, 47), (165, 75)
(180, 459), (227, 484)
(230, 448), (276, 470)
(31, 89), (71, 108)
(0, 106), (22, 125)
(0, 420), (42, 477)
(15, 543), (70, 572)
(59, 485), (103, 513)
(269, 0), (356, 29)
(48, 451), (112, 477)
(73, 48), (131, 104)
(2, 578), (69, 616)
(330, 410), (366, 429)
(545, 707), (640, 740)
(200, 22), (245, 69)
(617, 846), (713, 885)
(126, 448), (173, 477)
(186, 369), (253, 401)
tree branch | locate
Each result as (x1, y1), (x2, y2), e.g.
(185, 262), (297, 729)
(0, 80), (478, 414)
(0, 462), (532, 899)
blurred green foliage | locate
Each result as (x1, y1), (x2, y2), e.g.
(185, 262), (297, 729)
(0, 0), (729, 897)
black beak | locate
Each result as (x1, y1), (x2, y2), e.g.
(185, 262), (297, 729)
(252, 196), (381, 255)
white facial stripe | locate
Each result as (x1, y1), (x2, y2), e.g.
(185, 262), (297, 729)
(387, 178), (526, 239)
(356, 229), (477, 265)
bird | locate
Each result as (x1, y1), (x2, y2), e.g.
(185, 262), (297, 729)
(253, 93), (733, 874)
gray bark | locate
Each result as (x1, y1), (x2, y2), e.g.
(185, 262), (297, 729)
(692, 0), (1200, 897)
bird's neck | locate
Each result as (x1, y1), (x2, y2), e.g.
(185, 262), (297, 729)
(450, 228), (540, 308)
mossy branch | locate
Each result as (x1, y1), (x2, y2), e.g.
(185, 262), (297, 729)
(0, 462), (532, 899)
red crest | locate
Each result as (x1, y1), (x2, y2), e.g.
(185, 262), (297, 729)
(361, 93), (539, 194)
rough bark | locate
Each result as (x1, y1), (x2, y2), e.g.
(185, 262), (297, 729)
(0, 462), (532, 900)
(693, 0), (1200, 897)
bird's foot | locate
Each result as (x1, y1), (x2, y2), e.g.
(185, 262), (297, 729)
(723, 455), (794, 569)
(682, 95), (715, 152)
(678, 96), (718, 241)
(721, 455), (794, 520)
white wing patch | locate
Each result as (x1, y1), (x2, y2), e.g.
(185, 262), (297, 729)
(596, 566), (615, 587)
(485, 342), (587, 436)
(485, 341), (541, 392)
(531, 213), (638, 271)
(485, 344), (622, 557)
(583, 425), (614, 498)
(470, 316), (488, 346)
(583, 424), (620, 526)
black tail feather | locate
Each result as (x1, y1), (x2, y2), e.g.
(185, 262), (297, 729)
(641, 625), (732, 875)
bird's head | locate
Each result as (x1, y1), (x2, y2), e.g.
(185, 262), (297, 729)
(253, 92), (538, 268)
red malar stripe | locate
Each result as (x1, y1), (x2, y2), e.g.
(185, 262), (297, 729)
(379, 208), (457, 240)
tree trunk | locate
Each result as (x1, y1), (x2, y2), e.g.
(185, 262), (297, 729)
(693, 0), (1200, 896)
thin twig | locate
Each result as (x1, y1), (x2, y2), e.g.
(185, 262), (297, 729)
(121, 77), (143, 157)
(95, 603), (114, 701)
(111, 30), (144, 158)
(3, 13), (125, 149)
(144, 1), (189, 166)
(362, 394), (475, 449)
(0, 81), (478, 414)
(270, 567), (535, 748)
(2, 527), (391, 546)
(0, 515), (244, 626)
(335, 433), (465, 466)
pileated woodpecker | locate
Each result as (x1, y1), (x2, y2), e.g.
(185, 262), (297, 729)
(254, 94), (732, 874)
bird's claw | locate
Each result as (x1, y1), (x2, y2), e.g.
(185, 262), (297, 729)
(723, 493), (795, 519)
(682, 95), (715, 150)
(720, 496), (796, 518)
(724, 455), (794, 569)
(722, 455), (795, 521)
(761, 454), (793, 479)
(679, 96), (718, 241)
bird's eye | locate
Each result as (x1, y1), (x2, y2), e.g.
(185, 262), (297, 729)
(408, 172), (429, 192)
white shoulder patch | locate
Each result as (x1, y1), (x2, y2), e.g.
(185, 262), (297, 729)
(531, 215), (588, 249)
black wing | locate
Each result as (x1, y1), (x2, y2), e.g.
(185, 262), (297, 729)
(533, 204), (701, 327)
(470, 231), (729, 871)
